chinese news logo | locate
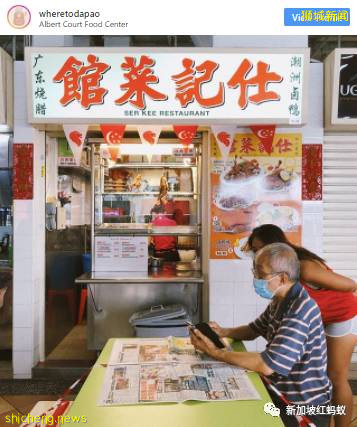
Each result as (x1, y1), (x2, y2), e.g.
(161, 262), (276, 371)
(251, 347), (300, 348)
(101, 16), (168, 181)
(284, 8), (350, 26)
(7, 5), (31, 29)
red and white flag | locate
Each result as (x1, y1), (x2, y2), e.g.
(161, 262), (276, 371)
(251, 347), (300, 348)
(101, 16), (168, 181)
(63, 124), (88, 166)
(211, 126), (237, 162)
(137, 125), (163, 162)
(173, 125), (198, 150)
(250, 125), (276, 155)
(100, 124), (126, 145)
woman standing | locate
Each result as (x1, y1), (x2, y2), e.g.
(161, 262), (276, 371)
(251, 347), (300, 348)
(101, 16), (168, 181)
(246, 224), (357, 427)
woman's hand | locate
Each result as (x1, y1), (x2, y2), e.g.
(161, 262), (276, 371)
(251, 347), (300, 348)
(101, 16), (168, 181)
(208, 321), (229, 338)
(189, 328), (220, 359)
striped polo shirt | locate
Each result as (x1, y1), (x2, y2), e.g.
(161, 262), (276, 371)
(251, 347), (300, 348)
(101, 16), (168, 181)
(249, 282), (332, 406)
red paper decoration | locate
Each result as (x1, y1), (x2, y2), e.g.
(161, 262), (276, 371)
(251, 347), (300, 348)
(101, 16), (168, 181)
(302, 144), (322, 201)
(13, 144), (34, 200)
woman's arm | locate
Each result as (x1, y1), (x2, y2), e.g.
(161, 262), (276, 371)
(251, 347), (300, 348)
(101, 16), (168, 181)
(300, 260), (357, 292)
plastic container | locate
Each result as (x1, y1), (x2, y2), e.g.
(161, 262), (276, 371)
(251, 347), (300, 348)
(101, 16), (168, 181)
(129, 304), (191, 338)
(82, 253), (92, 273)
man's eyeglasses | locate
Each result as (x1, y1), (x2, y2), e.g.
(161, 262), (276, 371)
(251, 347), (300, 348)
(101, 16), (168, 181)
(251, 268), (286, 280)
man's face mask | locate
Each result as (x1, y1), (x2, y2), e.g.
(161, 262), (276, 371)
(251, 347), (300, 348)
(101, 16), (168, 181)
(253, 274), (282, 299)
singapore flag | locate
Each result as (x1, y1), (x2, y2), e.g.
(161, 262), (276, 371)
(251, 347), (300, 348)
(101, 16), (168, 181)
(173, 125), (198, 151)
(250, 125), (276, 155)
(211, 126), (237, 162)
(63, 124), (88, 166)
(100, 124), (126, 145)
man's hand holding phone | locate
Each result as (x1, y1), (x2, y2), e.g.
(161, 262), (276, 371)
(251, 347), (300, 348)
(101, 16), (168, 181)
(188, 321), (227, 358)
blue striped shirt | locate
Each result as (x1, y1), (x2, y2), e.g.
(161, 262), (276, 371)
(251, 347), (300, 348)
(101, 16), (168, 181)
(249, 282), (332, 406)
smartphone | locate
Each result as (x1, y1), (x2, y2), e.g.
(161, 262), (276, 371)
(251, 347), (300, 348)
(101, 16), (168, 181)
(194, 322), (225, 349)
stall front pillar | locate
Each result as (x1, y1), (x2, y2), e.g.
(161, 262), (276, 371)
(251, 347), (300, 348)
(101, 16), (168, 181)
(12, 61), (46, 378)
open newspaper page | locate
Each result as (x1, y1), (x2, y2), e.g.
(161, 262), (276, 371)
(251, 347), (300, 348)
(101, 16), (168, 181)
(98, 362), (260, 406)
(99, 365), (140, 406)
(108, 337), (220, 365)
(99, 338), (260, 406)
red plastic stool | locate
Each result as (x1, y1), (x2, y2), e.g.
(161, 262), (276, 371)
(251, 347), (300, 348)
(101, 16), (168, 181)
(77, 287), (88, 324)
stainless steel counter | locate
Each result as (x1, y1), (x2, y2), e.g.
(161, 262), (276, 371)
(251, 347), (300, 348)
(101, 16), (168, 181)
(75, 270), (204, 284)
(76, 265), (203, 350)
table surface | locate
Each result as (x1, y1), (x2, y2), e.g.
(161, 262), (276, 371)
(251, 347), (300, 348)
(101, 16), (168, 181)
(62, 338), (284, 427)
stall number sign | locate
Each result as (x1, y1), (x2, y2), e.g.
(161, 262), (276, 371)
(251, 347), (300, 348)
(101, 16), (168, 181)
(94, 236), (148, 272)
(27, 49), (307, 124)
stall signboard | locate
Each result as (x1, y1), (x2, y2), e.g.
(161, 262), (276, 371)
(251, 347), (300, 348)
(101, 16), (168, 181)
(94, 235), (148, 272)
(325, 49), (357, 129)
(26, 47), (309, 125)
(210, 132), (302, 259)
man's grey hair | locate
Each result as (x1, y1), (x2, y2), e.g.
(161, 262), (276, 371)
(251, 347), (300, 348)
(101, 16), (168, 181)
(255, 242), (300, 282)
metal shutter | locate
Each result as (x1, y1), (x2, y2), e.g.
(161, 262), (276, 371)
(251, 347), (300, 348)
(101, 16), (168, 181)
(323, 135), (357, 362)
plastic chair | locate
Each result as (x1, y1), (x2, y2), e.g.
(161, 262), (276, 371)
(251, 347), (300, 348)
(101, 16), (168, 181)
(46, 252), (83, 324)
(77, 253), (91, 324)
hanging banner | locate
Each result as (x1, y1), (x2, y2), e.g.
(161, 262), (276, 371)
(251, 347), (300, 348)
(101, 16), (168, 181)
(250, 125), (276, 155)
(173, 125), (198, 149)
(211, 126), (236, 163)
(302, 144), (322, 201)
(210, 132), (302, 259)
(26, 48), (308, 125)
(100, 124), (126, 145)
(108, 146), (121, 162)
(13, 144), (33, 200)
(137, 126), (162, 146)
(63, 124), (88, 166)
(137, 125), (163, 162)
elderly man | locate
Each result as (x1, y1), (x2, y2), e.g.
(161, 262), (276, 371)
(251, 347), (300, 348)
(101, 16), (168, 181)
(190, 243), (332, 427)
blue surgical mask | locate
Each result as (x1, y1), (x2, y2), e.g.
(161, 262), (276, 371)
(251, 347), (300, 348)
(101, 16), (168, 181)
(253, 275), (281, 299)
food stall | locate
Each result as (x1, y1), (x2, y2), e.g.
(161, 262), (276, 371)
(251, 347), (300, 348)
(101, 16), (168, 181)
(78, 132), (205, 349)
(24, 46), (309, 351)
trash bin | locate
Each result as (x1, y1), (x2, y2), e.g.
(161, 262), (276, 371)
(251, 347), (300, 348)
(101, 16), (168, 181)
(82, 253), (91, 273)
(129, 304), (191, 338)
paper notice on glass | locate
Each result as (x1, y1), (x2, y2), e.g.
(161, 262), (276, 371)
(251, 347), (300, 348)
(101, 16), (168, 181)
(94, 235), (148, 271)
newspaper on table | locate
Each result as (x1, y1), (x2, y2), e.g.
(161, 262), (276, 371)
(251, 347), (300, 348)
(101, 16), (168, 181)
(107, 337), (218, 365)
(98, 338), (261, 406)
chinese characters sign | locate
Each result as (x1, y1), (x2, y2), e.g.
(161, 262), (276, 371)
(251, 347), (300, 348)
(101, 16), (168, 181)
(26, 48), (308, 124)
(13, 144), (33, 200)
(210, 132), (302, 259)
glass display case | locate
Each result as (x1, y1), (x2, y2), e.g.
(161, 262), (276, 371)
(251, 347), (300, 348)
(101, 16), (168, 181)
(80, 137), (204, 349)
(91, 139), (202, 268)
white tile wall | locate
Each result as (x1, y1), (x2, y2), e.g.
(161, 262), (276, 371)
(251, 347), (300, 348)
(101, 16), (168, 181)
(13, 351), (33, 379)
(12, 61), (46, 377)
(13, 304), (32, 328)
(209, 304), (234, 327)
(209, 282), (235, 305)
(13, 328), (33, 352)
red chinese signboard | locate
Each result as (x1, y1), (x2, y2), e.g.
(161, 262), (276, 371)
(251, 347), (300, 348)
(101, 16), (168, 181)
(13, 144), (34, 200)
(302, 144), (322, 201)
(27, 49), (307, 124)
